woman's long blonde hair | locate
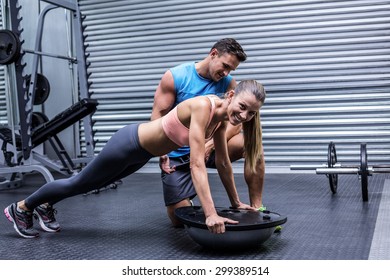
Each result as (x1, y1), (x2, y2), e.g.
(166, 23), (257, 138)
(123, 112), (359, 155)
(235, 80), (266, 173)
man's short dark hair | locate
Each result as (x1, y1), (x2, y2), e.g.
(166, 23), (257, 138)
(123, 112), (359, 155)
(211, 38), (247, 62)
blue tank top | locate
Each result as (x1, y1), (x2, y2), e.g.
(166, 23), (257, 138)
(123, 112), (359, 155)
(168, 62), (233, 157)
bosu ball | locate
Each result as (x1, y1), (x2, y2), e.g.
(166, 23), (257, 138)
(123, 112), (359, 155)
(175, 206), (287, 250)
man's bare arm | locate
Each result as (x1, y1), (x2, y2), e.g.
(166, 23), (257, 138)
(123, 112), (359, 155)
(151, 70), (176, 121)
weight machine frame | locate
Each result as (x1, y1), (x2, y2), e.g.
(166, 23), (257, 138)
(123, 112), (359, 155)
(0, 0), (95, 189)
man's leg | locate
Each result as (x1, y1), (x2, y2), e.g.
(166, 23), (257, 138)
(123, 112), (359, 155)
(226, 133), (265, 208)
(225, 133), (245, 162)
(166, 199), (192, 227)
(244, 155), (265, 209)
(162, 157), (196, 227)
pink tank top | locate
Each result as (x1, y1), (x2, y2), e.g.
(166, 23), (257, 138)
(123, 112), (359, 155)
(162, 96), (217, 146)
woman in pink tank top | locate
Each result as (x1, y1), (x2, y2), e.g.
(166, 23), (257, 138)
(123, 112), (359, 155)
(5, 80), (266, 238)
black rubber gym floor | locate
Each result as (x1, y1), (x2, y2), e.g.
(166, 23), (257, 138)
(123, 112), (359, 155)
(0, 171), (387, 260)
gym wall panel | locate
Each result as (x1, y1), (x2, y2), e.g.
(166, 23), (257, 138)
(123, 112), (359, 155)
(80, 0), (390, 166)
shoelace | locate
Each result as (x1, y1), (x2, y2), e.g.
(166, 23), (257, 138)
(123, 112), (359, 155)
(44, 206), (57, 221)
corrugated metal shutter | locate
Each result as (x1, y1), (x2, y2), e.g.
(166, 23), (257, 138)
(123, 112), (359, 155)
(77, 0), (390, 167)
(0, 66), (5, 125)
(0, 8), (6, 125)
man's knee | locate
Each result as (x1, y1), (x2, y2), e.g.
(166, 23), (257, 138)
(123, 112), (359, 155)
(166, 199), (192, 227)
(245, 155), (265, 177)
(227, 134), (245, 162)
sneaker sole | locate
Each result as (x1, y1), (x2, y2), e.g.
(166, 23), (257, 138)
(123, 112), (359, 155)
(33, 212), (60, 233)
(4, 207), (38, 239)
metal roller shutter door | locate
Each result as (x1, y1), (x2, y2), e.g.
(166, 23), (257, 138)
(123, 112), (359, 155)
(77, 0), (390, 167)
(0, 8), (6, 125)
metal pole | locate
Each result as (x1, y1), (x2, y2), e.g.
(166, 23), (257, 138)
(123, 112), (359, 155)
(290, 163), (342, 170)
(41, 0), (76, 11)
(316, 167), (360, 175)
(23, 49), (77, 62)
(316, 167), (374, 175)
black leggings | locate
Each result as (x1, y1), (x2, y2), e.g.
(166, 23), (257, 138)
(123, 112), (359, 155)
(24, 124), (153, 210)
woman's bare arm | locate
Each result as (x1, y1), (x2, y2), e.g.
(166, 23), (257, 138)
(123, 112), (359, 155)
(188, 98), (238, 233)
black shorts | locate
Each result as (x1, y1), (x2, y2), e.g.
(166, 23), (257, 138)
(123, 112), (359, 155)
(162, 152), (216, 206)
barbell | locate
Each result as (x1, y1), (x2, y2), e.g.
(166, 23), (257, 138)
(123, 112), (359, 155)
(0, 29), (76, 65)
(291, 142), (390, 201)
(0, 29), (51, 104)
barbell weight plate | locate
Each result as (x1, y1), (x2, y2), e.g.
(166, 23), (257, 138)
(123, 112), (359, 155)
(327, 141), (338, 194)
(26, 73), (51, 105)
(0, 29), (21, 65)
(360, 143), (368, 201)
(31, 112), (49, 131)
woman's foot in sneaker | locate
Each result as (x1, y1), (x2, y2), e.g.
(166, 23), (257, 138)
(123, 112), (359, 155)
(4, 203), (39, 238)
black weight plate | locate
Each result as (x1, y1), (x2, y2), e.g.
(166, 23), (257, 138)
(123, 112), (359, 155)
(0, 29), (21, 64)
(26, 73), (51, 105)
(327, 141), (338, 194)
(31, 112), (49, 131)
(360, 143), (368, 202)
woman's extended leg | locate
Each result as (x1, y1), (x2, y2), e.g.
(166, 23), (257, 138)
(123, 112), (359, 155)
(24, 124), (152, 209)
(4, 124), (153, 238)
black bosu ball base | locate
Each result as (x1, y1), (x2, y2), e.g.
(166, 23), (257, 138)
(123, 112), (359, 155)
(175, 206), (287, 250)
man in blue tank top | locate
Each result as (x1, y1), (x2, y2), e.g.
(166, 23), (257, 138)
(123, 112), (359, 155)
(151, 38), (266, 226)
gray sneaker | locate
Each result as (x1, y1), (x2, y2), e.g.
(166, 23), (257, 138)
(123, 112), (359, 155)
(33, 204), (60, 232)
(4, 203), (39, 238)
